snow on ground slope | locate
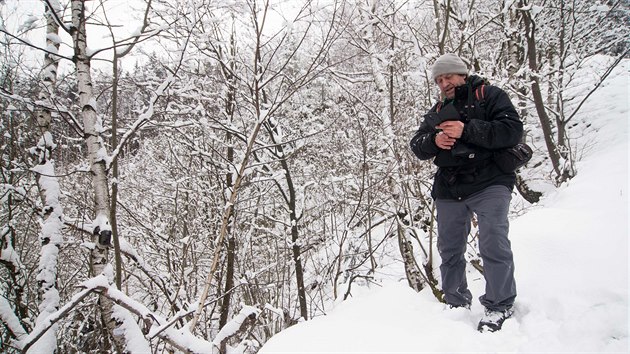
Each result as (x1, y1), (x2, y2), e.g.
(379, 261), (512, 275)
(259, 57), (629, 353)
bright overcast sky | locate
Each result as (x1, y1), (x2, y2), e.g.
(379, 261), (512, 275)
(4, 0), (324, 73)
(4, 0), (148, 71)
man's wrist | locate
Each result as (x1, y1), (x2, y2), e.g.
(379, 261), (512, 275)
(459, 123), (467, 141)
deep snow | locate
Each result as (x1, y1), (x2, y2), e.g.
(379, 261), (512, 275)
(259, 58), (629, 353)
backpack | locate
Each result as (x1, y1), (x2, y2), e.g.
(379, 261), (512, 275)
(494, 142), (533, 173)
(438, 83), (533, 173)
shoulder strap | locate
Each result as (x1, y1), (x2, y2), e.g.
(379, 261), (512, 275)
(470, 84), (486, 120)
(474, 84), (486, 102)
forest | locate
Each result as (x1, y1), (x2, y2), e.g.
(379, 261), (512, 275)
(0, 0), (628, 353)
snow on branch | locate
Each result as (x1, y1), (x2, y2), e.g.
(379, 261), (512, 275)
(0, 226), (23, 270)
(112, 305), (151, 353)
(108, 27), (196, 168)
(212, 305), (260, 349)
(190, 112), (271, 329)
(0, 91), (84, 134)
(565, 52), (629, 123)
(18, 279), (103, 352)
(108, 75), (173, 168)
(0, 27), (71, 62)
(17, 275), (217, 353)
(0, 295), (28, 343)
(105, 287), (215, 353)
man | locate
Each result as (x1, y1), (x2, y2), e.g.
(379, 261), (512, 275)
(409, 53), (522, 332)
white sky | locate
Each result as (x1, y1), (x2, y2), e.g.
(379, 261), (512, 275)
(4, 0), (150, 72)
(3, 0), (312, 74)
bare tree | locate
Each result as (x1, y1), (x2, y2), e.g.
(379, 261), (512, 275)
(189, 0), (344, 331)
(519, 0), (571, 184)
(0, 75), (30, 351)
(542, 0), (628, 180)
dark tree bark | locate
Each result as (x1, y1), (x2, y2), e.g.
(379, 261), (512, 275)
(521, 1), (568, 184)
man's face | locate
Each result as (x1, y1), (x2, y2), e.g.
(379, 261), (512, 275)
(435, 74), (467, 99)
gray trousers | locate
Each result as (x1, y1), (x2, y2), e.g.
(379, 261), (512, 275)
(435, 185), (516, 311)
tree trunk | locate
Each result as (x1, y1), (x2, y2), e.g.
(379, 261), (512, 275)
(218, 28), (238, 354)
(265, 119), (309, 321)
(502, 1), (542, 203)
(521, 1), (566, 183)
(70, 1), (122, 351)
(397, 226), (425, 293)
(108, 0), (151, 291)
(30, 2), (63, 352)
(218, 234), (236, 354)
(110, 58), (123, 290)
(433, 0), (453, 54)
(218, 103), (236, 354)
(286, 163), (308, 321)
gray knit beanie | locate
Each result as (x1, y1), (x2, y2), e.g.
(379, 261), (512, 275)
(431, 53), (468, 81)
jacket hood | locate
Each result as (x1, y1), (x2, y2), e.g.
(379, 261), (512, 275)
(453, 74), (488, 100)
(467, 74), (488, 88)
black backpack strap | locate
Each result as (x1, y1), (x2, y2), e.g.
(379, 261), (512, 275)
(466, 85), (476, 121)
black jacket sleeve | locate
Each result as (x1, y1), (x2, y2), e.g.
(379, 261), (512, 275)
(460, 86), (523, 150)
(409, 106), (440, 160)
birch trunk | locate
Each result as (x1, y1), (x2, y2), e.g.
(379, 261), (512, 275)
(29, 2), (63, 352)
(69, 1), (122, 351)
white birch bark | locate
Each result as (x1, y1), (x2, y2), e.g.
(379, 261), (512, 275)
(363, 0), (393, 139)
(70, 0), (112, 270)
(28, 2), (63, 352)
(69, 0), (122, 351)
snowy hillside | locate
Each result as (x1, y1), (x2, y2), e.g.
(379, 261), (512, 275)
(259, 58), (629, 353)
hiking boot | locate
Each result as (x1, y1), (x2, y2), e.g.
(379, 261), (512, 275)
(477, 307), (514, 332)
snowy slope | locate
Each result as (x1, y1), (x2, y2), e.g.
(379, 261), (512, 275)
(259, 58), (629, 353)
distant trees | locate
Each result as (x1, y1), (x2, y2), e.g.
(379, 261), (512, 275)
(0, 0), (628, 352)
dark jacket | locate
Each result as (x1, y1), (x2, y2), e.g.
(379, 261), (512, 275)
(410, 75), (523, 200)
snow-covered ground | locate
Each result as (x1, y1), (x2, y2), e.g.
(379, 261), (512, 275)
(259, 58), (629, 353)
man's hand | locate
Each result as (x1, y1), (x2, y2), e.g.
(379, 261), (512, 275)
(435, 131), (456, 150)
(437, 120), (464, 139)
